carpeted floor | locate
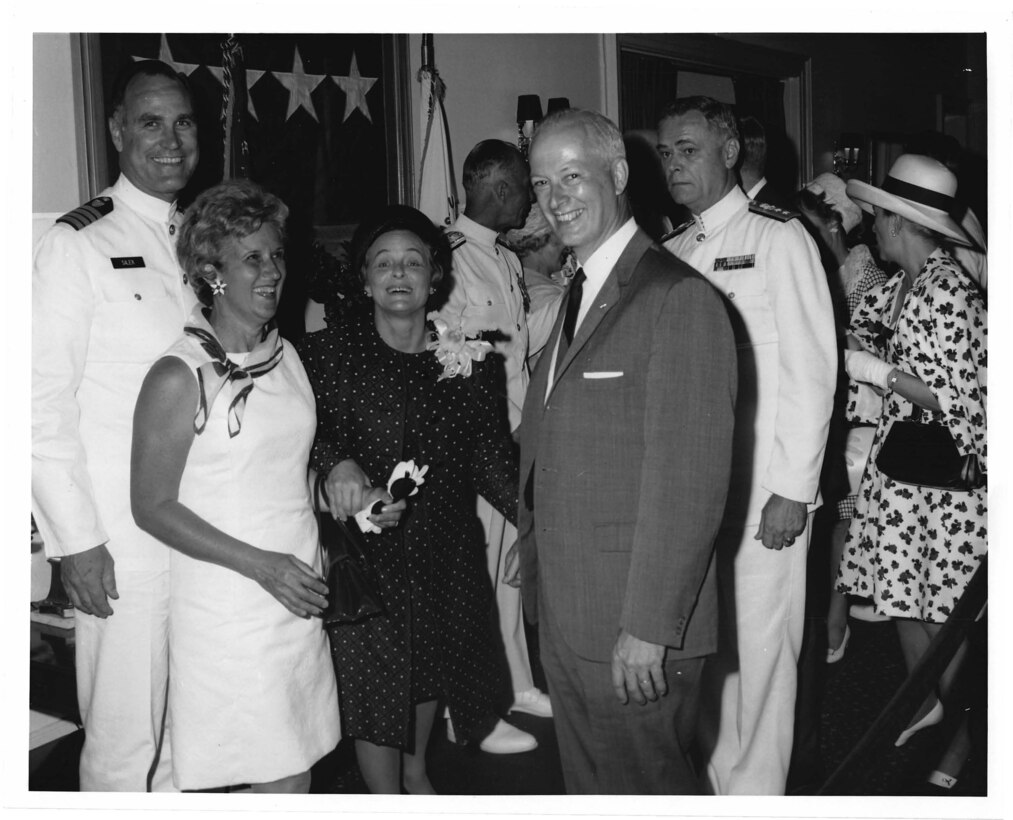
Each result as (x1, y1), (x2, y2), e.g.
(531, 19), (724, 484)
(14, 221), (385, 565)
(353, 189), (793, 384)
(30, 544), (987, 797)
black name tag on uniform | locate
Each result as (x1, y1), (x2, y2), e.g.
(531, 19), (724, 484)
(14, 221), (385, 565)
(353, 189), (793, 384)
(111, 256), (145, 269)
(714, 254), (755, 271)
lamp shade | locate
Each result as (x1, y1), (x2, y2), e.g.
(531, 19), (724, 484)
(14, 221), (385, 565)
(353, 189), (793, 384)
(516, 94), (543, 124)
(546, 97), (570, 114)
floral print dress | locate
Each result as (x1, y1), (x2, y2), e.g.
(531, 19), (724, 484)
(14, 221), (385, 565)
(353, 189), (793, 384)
(836, 249), (986, 623)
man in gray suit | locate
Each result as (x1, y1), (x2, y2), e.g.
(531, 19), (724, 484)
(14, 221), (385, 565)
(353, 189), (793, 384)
(512, 108), (737, 793)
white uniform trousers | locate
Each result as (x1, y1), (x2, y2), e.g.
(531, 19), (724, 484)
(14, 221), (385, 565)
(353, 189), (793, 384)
(698, 514), (811, 795)
(477, 494), (534, 693)
(74, 567), (175, 792)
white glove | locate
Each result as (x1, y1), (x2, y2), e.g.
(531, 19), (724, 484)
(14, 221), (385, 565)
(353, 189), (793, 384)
(844, 349), (894, 389)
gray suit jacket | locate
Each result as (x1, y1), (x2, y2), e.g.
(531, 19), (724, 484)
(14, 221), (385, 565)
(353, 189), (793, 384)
(518, 229), (737, 661)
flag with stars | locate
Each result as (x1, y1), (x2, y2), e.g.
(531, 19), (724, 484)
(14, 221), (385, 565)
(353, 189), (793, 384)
(99, 33), (390, 227)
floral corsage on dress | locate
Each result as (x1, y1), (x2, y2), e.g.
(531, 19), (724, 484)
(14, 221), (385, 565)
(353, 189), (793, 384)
(426, 313), (494, 381)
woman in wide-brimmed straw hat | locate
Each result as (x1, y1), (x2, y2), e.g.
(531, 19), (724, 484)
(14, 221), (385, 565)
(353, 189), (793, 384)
(834, 154), (986, 766)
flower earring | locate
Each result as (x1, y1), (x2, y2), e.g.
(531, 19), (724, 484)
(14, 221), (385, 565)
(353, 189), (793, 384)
(205, 264), (227, 296)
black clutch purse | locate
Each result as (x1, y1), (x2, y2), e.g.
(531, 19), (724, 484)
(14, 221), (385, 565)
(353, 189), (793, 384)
(875, 408), (985, 492)
(314, 473), (385, 625)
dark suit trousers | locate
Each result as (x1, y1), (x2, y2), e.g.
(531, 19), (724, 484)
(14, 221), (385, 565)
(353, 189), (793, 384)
(538, 594), (705, 794)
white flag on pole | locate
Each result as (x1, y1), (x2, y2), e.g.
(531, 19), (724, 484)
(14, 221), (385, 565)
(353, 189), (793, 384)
(417, 63), (458, 227)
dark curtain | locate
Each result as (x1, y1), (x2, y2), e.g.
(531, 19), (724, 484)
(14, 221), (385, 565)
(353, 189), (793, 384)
(732, 74), (795, 194)
(619, 51), (680, 133)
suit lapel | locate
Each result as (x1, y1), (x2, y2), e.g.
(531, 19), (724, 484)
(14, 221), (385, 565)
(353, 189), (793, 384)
(547, 230), (653, 399)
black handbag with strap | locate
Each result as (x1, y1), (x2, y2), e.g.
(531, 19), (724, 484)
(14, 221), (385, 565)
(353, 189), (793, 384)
(314, 473), (385, 625)
(875, 406), (985, 491)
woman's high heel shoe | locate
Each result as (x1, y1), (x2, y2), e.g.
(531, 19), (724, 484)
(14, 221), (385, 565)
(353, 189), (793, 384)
(895, 700), (943, 747)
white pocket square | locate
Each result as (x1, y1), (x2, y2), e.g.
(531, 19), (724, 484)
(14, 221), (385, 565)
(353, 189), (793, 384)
(583, 371), (624, 379)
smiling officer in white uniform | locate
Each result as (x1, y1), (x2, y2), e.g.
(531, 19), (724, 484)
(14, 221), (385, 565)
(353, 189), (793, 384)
(32, 60), (199, 791)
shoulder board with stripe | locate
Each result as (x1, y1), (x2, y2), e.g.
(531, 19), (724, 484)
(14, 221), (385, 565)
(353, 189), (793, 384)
(660, 220), (694, 243)
(748, 200), (799, 222)
(56, 197), (114, 231)
(445, 230), (467, 251)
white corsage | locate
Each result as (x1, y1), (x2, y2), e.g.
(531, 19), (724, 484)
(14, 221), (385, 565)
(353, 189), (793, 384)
(426, 314), (493, 381)
(353, 460), (430, 534)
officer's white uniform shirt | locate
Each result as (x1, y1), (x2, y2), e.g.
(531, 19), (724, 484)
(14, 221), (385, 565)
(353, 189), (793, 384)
(664, 185), (836, 526)
(439, 213), (531, 430)
(33, 174), (198, 570)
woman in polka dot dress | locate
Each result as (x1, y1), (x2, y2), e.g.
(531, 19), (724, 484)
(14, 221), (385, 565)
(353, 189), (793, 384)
(298, 205), (524, 793)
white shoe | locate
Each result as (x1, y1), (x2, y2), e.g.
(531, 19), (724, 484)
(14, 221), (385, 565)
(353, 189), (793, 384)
(895, 700), (944, 747)
(479, 719), (538, 754)
(927, 769), (958, 789)
(510, 687), (553, 718)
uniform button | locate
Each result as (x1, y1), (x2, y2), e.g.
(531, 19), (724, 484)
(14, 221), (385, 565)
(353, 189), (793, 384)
(183, 275), (189, 284)
(169, 225), (176, 235)
(516, 323), (521, 331)
(695, 232), (705, 242)
(134, 293), (142, 300)
(728, 291), (735, 299)
(487, 299), (493, 306)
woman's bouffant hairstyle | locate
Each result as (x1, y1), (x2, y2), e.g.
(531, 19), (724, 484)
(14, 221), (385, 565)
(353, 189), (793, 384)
(176, 179), (289, 306)
(350, 204), (452, 290)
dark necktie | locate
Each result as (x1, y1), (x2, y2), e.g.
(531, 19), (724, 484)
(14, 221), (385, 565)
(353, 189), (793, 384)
(560, 267), (586, 353)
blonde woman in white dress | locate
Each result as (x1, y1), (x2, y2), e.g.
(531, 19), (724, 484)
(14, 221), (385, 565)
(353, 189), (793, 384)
(131, 179), (401, 791)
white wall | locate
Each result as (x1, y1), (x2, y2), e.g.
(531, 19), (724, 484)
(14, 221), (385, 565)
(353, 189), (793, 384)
(408, 34), (605, 206)
(33, 33), (83, 212)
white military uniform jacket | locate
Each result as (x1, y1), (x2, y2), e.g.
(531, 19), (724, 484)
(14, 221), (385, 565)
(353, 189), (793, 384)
(664, 185), (837, 526)
(32, 175), (197, 570)
(438, 213), (532, 431)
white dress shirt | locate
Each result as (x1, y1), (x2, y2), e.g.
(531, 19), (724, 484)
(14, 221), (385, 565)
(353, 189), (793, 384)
(545, 218), (638, 397)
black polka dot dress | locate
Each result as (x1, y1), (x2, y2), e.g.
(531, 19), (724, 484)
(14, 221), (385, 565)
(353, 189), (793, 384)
(298, 307), (517, 749)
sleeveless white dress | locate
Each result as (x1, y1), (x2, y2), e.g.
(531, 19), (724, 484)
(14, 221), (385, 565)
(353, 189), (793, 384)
(163, 332), (339, 790)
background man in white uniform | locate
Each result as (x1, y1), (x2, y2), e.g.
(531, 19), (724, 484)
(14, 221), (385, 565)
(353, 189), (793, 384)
(438, 140), (555, 744)
(659, 96), (836, 795)
(32, 60), (199, 791)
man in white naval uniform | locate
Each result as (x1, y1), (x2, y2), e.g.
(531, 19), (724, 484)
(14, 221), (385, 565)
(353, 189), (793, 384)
(32, 61), (199, 791)
(658, 97), (836, 794)
(437, 140), (557, 748)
